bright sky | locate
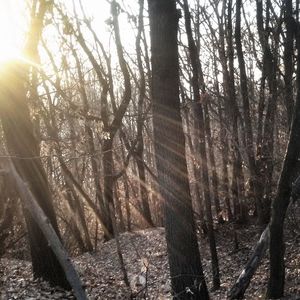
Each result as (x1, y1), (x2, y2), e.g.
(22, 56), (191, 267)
(0, 0), (28, 62)
(0, 0), (139, 70)
(74, 0), (138, 53)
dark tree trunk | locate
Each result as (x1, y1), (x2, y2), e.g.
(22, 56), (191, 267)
(0, 63), (70, 289)
(255, 0), (278, 224)
(226, 0), (245, 222)
(147, 0), (209, 298)
(0, 195), (15, 256)
(235, 0), (257, 201)
(267, 11), (299, 299)
(124, 176), (131, 231)
(135, 0), (154, 227)
(102, 139), (115, 241)
(283, 0), (295, 128)
(182, 0), (220, 289)
(193, 4), (222, 223)
(228, 226), (270, 299)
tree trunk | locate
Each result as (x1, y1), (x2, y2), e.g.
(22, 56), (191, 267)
(102, 139), (115, 240)
(182, 0), (220, 289)
(235, 0), (256, 178)
(0, 63), (70, 289)
(193, 3), (222, 223)
(9, 161), (87, 299)
(283, 0), (295, 128)
(226, 0), (245, 222)
(228, 226), (270, 299)
(267, 12), (299, 299)
(135, 0), (154, 227)
(147, 0), (209, 298)
(255, 0), (278, 224)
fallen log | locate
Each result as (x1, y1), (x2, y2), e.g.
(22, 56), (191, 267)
(9, 161), (87, 300)
(228, 173), (300, 299)
(227, 225), (270, 299)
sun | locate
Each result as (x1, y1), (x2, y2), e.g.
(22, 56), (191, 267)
(0, 1), (27, 63)
(0, 43), (22, 64)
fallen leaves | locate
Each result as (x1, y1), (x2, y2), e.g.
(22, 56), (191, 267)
(0, 224), (299, 299)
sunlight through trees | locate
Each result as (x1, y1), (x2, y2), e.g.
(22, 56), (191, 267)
(0, 0), (299, 299)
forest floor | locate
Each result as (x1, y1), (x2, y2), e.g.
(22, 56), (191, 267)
(0, 213), (299, 299)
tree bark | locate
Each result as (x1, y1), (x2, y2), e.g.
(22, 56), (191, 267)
(228, 226), (270, 299)
(255, 0), (279, 224)
(135, 0), (154, 227)
(235, 0), (256, 190)
(9, 161), (87, 299)
(267, 12), (300, 299)
(0, 63), (69, 289)
(147, 0), (209, 298)
(182, 0), (220, 289)
(283, 0), (295, 128)
(227, 0), (245, 222)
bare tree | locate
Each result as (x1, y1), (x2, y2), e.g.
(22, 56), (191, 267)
(147, 0), (209, 298)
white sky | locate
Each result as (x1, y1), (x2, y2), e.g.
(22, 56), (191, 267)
(0, 0), (28, 61)
(0, 0), (262, 87)
(0, 0), (139, 63)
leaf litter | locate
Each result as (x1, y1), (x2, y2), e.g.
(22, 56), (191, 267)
(0, 223), (299, 299)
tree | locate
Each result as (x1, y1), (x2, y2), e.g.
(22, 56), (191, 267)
(55, 0), (134, 240)
(267, 5), (299, 297)
(147, 0), (209, 298)
(235, 0), (256, 214)
(182, 0), (220, 289)
(0, 0), (71, 288)
(255, 0), (279, 224)
(0, 61), (70, 289)
(135, 0), (154, 227)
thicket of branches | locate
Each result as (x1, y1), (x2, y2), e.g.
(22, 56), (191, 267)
(0, 0), (299, 298)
